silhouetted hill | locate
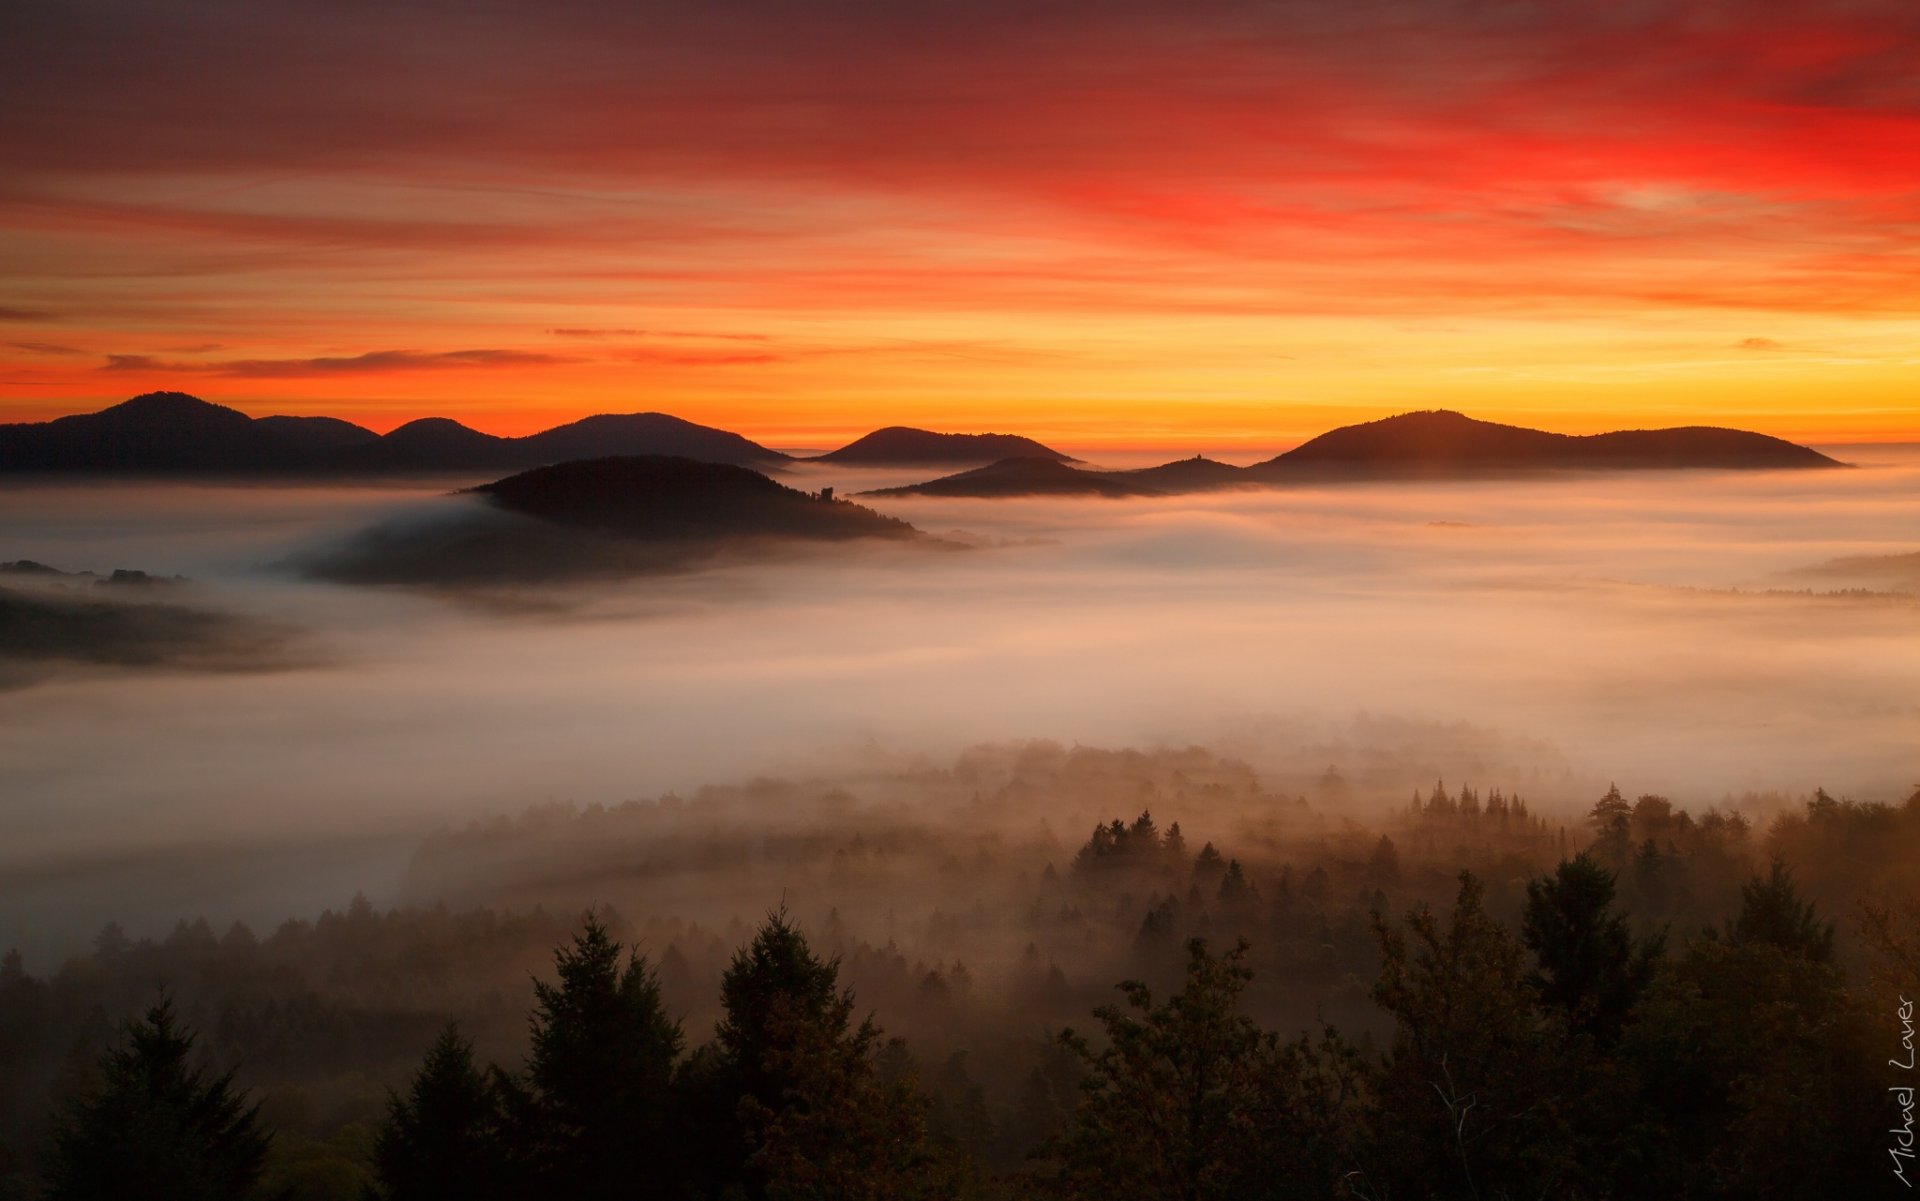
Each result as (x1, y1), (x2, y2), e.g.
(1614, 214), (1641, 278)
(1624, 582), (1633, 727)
(1120, 456), (1249, 491)
(0, 392), (298, 471)
(252, 415), (381, 454)
(0, 393), (793, 475)
(521, 413), (787, 467)
(813, 427), (1069, 465)
(307, 457), (926, 586)
(347, 417), (521, 472)
(862, 457), (1159, 499)
(1246, 410), (1840, 478)
(475, 456), (917, 541)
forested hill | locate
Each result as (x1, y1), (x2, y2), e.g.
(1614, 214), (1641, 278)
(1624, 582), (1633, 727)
(473, 455), (920, 542)
(1246, 409), (1841, 477)
(1, 744), (1910, 1199)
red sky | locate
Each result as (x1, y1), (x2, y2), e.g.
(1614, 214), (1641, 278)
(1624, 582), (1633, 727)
(2, 0), (1917, 448)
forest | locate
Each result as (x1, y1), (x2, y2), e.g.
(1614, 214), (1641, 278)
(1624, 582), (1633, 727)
(1, 741), (1914, 1199)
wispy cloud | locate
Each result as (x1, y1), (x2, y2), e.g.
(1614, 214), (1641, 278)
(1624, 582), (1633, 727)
(8, 341), (83, 356)
(101, 349), (574, 377)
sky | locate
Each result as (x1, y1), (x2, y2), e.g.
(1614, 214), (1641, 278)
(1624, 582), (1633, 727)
(2, 0), (1918, 449)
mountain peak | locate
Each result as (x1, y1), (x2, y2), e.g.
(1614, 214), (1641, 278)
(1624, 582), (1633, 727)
(815, 427), (1070, 465)
(95, 392), (253, 426)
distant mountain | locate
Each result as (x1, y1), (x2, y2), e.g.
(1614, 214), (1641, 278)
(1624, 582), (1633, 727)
(1245, 410), (1840, 478)
(0, 392), (300, 471)
(474, 456), (918, 542)
(349, 417), (521, 472)
(0, 393), (792, 474)
(252, 414), (382, 455)
(862, 457), (1160, 499)
(814, 427), (1070, 465)
(522, 412), (785, 467)
(2, 397), (1837, 483)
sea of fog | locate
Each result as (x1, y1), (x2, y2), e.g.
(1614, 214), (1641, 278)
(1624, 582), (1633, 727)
(1, 448), (1916, 959)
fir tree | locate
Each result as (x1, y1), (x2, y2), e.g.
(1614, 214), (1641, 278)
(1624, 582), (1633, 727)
(522, 914), (685, 1199)
(375, 1024), (516, 1201)
(42, 999), (270, 1201)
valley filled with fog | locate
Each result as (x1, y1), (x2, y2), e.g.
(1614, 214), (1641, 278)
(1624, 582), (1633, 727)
(2, 448), (1915, 962)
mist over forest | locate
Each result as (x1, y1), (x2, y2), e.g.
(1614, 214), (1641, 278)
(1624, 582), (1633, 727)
(2, 449), (1917, 1198)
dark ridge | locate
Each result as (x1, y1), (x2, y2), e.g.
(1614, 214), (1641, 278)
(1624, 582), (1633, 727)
(0, 392), (289, 472)
(1118, 456), (1249, 492)
(475, 455), (918, 542)
(813, 426), (1070, 465)
(252, 415), (381, 454)
(1247, 410), (1841, 478)
(349, 417), (521, 471)
(861, 456), (1161, 499)
(521, 412), (788, 468)
(0, 393), (792, 475)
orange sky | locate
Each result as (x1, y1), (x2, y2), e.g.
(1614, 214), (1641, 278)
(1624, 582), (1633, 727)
(2, 1), (1917, 449)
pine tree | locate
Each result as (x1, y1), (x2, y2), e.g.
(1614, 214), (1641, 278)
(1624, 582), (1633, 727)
(1724, 859), (1834, 961)
(1039, 938), (1363, 1201)
(522, 914), (685, 1199)
(1522, 854), (1660, 1048)
(375, 1024), (516, 1201)
(705, 907), (950, 1200)
(1368, 873), (1575, 1199)
(42, 999), (270, 1201)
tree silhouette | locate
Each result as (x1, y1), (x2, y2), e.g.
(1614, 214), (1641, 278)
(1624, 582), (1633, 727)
(374, 1024), (516, 1201)
(1522, 853), (1661, 1048)
(42, 998), (270, 1201)
(1368, 873), (1575, 1199)
(520, 913), (684, 1199)
(1724, 859), (1834, 962)
(1041, 938), (1363, 1201)
(702, 906), (949, 1200)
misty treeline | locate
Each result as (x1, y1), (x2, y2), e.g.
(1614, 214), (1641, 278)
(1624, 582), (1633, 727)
(1, 741), (1915, 1199)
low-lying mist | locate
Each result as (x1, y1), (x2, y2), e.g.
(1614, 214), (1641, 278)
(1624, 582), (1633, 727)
(1, 451), (1916, 962)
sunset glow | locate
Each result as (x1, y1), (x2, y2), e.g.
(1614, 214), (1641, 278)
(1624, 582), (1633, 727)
(4, 1), (1917, 446)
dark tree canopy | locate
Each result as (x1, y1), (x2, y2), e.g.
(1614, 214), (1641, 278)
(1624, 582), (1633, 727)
(1523, 853), (1661, 1047)
(42, 999), (270, 1201)
(374, 1024), (515, 1201)
(520, 914), (685, 1199)
(1040, 938), (1363, 1201)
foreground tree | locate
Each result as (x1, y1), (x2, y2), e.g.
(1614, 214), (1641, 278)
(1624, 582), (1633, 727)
(1039, 938), (1364, 1201)
(42, 999), (270, 1201)
(373, 1025), (515, 1201)
(1619, 862), (1879, 1199)
(519, 914), (685, 1199)
(696, 907), (950, 1200)
(1365, 872), (1576, 1200)
(1522, 853), (1661, 1049)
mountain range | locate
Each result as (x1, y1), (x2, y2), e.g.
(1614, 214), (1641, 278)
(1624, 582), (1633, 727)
(864, 411), (1843, 498)
(0, 393), (793, 473)
(0, 394), (1842, 486)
